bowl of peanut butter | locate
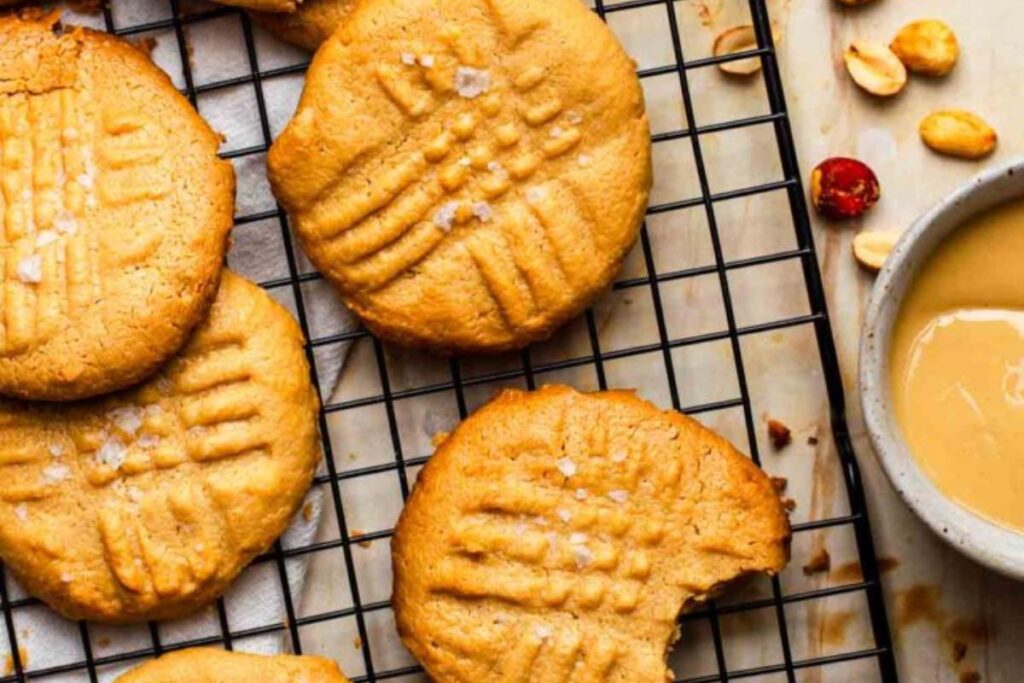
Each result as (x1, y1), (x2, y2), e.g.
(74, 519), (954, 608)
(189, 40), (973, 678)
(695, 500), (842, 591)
(861, 158), (1024, 579)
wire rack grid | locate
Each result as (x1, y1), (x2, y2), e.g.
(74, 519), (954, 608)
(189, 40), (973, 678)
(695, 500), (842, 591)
(0, 0), (899, 681)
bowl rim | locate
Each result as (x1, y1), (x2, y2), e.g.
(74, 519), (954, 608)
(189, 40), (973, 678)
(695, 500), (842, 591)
(859, 156), (1024, 581)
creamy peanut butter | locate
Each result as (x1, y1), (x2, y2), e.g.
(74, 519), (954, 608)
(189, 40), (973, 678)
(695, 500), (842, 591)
(890, 199), (1024, 533)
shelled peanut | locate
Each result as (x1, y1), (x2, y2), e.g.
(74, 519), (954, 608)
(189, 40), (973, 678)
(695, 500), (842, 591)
(891, 20), (959, 76)
(712, 24), (781, 76)
(852, 231), (899, 271)
(919, 110), (998, 159)
(844, 41), (907, 96)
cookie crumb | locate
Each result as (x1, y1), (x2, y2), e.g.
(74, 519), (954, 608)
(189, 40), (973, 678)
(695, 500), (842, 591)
(807, 435), (819, 446)
(302, 501), (315, 522)
(802, 547), (831, 575)
(130, 36), (158, 58)
(783, 497), (798, 512)
(350, 529), (372, 549)
(767, 419), (792, 449)
(16, 255), (42, 284)
(952, 640), (968, 663)
(607, 490), (629, 504)
(353, 636), (363, 649)
(770, 476), (788, 494)
(454, 66), (490, 98)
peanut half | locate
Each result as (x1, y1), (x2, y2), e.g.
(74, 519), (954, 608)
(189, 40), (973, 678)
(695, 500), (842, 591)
(852, 231), (898, 271)
(891, 19), (959, 77)
(844, 41), (908, 97)
(713, 25), (779, 76)
(919, 110), (997, 159)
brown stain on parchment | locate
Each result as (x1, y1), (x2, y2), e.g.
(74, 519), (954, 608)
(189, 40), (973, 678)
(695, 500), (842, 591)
(830, 555), (900, 583)
(822, 610), (856, 647)
(800, 411), (841, 683)
(896, 584), (942, 627)
(894, 584), (993, 680)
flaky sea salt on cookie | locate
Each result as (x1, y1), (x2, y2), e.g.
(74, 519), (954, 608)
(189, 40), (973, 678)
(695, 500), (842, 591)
(116, 648), (350, 683)
(392, 385), (790, 681)
(0, 12), (234, 401)
(0, 272), (320, 624)
(268, 0), (651, 353)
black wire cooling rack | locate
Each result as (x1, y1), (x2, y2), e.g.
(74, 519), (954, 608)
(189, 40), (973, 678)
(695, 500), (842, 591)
(0, 0), (900, 681)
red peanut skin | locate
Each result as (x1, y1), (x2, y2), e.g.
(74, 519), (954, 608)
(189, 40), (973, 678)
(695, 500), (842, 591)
(810, 157), (880, 219)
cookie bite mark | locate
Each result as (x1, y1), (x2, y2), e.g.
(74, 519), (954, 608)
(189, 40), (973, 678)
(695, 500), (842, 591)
(392, 386), (791, 681)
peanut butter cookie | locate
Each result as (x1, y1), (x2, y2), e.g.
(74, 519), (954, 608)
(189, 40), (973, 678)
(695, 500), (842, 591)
(217, 0), (299, 10)
(0, 12), (234, 400)
(0, 271), (320, 623)
(251, 0), (356, 52)
(268, 0), (651, 353)
(393, 385), (790, 681)
(117, 649), (350, 683)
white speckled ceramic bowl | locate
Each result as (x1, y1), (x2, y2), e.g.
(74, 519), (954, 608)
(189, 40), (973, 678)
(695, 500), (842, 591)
(861, 157), (1024, 581)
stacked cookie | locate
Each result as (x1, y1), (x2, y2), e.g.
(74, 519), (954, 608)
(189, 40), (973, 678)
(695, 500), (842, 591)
(0, 10), (321, 631)
(0, 2), (792, 681)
